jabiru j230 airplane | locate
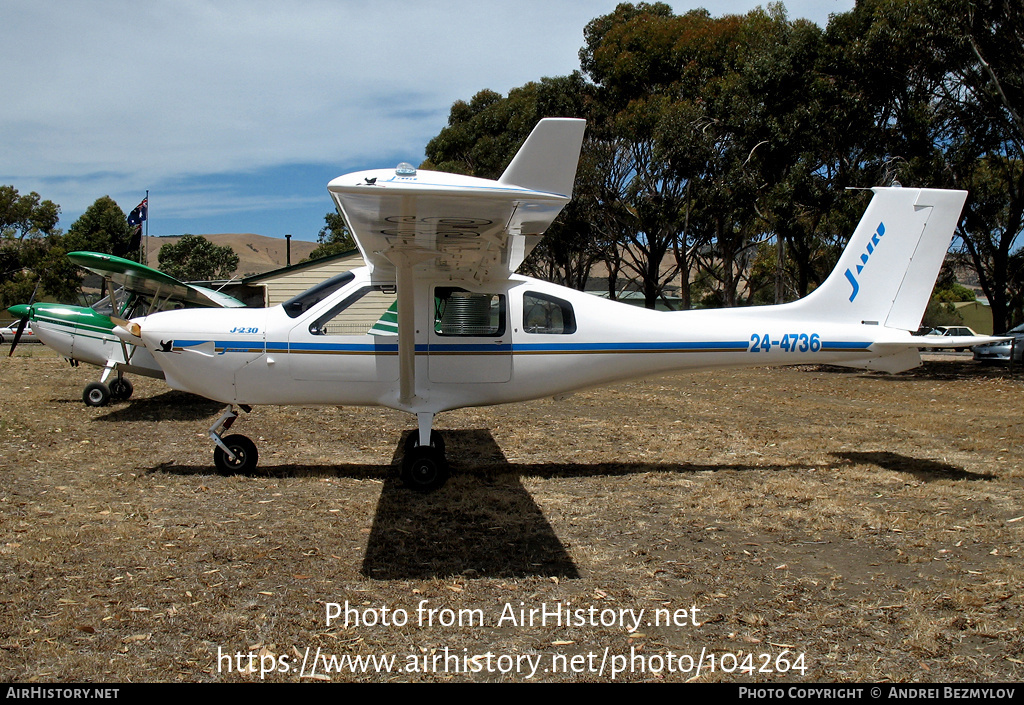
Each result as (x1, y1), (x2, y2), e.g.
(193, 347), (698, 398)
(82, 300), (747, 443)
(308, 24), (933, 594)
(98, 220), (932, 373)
(113, 118), (988, 491)
(8, 252), (244, 406)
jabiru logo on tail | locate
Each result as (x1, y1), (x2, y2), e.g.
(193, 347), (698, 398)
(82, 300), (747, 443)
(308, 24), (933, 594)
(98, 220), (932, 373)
(844, 222), (886, 302)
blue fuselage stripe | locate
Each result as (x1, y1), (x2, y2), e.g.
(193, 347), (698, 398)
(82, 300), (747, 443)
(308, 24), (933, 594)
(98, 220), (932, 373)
(169, 339), (873, 354)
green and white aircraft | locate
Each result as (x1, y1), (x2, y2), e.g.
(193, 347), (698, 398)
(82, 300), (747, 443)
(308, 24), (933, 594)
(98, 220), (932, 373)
(8, 251), (245, 406)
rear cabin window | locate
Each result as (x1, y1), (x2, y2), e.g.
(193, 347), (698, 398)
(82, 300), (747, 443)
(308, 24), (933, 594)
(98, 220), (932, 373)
(523, 292), (576, 334)
(434, 287), (505, 337)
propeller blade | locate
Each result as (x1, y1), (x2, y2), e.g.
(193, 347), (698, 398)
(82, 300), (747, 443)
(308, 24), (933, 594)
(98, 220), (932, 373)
(8, 315), (28, 357)
(8, 282), (39, 356)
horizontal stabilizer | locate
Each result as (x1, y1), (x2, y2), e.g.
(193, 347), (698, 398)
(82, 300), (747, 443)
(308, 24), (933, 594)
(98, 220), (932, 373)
(914, 334), (1008, 349)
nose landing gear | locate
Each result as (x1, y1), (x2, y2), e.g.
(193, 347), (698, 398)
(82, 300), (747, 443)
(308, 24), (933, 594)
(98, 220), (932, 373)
(209, 404), (258, 474)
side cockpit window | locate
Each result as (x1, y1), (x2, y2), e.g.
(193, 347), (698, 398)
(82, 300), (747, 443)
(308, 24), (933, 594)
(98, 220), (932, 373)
(310, 285), (397, 336)
(523, 292), (576, 335)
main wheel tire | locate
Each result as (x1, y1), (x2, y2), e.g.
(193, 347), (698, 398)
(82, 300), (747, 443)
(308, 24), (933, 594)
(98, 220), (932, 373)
(213, 434), (259, 475)
(83, 382), (110, 407)
(401, 445), (450, 492)
(109, 377), (134, 400)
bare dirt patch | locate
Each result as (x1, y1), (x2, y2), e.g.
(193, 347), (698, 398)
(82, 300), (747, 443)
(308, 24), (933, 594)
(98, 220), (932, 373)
(1, 348), (1022, 682)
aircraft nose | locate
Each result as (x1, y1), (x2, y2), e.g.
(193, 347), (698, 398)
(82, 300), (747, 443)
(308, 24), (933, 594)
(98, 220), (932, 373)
(8, 304), (31, 318)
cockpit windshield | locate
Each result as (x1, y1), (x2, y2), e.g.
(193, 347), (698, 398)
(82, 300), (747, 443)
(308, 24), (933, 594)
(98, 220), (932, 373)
(282, 271), (355, 318)
(90, 288), (186, 317)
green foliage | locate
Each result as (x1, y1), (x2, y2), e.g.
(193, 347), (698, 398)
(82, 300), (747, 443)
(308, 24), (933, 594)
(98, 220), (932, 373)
(307, 212), (356, 261)
(922, 300), (966, 328)
(0, 185), (60, 241)
(64, 196), (137, 260)
(0, 185), (73, 308)
(157, 235), (239, 281)
(424, 75), (592, 179)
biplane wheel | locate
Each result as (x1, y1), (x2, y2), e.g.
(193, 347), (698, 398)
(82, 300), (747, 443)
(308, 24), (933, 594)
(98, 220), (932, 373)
(401, 444), (449, 493)
(109, 377), (133, 401)
(403, 429), (445, 456)
(213, 434), (259, 475)
(83, 382), (110, 407)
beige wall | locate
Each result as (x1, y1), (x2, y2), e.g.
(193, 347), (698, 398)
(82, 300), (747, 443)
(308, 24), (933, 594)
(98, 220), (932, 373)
(253, 253), (364, 306)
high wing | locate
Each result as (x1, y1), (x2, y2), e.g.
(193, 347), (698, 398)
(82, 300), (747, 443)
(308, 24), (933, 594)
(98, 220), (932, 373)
(327, 118), (587, 283)
(68, 251), (246, 309)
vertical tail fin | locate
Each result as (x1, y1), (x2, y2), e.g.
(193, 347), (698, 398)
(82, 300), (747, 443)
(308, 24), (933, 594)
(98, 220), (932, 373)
(789, 187), (968, 329)
(498, 118), (587, 197)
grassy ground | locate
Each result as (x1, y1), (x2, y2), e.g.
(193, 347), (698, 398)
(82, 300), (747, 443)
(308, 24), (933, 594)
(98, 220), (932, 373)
(1, 348), (1022, 682)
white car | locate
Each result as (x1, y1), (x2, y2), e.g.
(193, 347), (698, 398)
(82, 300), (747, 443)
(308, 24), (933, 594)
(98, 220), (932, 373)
(0, 321), (39, 345)
(929, 325), (979, 351)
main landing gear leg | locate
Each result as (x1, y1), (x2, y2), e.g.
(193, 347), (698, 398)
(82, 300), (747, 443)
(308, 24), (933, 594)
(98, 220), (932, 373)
(401, 412), (449, 492)
(209, 404), (258, 474)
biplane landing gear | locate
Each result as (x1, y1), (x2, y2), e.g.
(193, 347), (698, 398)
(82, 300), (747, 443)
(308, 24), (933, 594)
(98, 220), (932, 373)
(401, 416), (449, 492)
(209, 404), (258, 474)
(83, 375), (133, 407)
(83, 382), (110, 407)
(109, 376), (133, 401)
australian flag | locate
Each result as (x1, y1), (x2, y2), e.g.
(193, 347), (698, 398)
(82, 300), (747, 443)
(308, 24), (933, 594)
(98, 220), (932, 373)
(128, 197), (148, 227)
(127, 197), (147, 253)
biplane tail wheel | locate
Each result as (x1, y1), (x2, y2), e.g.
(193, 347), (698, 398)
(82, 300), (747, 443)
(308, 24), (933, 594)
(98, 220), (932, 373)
(83, 382), (110, 407)
(109, 377), (134, 401)
(213, 434), (259, 475)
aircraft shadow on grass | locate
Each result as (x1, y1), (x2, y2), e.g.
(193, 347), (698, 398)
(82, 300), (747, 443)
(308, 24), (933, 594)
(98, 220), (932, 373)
(92, 391), (225, 422)
(143, 428), (857, 579)
(832, 450), (994, 482)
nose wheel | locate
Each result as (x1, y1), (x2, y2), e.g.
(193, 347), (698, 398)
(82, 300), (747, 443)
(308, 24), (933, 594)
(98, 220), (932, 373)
(213, 434), (259, 475)
(401, 429), (449, 492)
(209, 404), (258, 474)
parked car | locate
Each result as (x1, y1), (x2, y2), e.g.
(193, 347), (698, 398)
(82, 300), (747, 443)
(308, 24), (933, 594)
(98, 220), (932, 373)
(0, 321), (39, 345)
(973, 323), (1024, 363)
(925, 325), (979, 351)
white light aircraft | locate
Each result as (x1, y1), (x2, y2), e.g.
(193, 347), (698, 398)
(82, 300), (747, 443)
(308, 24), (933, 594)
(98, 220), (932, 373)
(113, 118), (994, 490)
(9, 252), (245, 406)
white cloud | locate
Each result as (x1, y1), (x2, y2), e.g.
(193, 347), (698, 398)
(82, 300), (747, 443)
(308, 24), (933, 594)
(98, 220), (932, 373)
(2, 0), (854, 228)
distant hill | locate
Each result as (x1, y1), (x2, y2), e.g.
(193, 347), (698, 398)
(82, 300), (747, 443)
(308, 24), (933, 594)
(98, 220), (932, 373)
(143, 234), (319, 278)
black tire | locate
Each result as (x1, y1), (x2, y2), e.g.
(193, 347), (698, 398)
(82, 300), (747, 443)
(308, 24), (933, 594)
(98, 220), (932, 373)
(213, 434), (259, 475)
(83, 382), (110, 407)
(109, 377), (134, 400)
(401, 444), (450, 492)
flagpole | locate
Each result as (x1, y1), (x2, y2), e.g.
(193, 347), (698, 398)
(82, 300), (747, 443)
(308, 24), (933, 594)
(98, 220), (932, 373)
(144, 189), (149, 265)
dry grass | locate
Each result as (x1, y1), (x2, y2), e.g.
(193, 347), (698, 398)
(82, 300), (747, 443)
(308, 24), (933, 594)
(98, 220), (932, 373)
(1, 348), (1022, 682)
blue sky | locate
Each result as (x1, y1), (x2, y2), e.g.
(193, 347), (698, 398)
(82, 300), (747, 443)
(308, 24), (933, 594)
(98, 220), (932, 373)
(2, 1), (854, 242)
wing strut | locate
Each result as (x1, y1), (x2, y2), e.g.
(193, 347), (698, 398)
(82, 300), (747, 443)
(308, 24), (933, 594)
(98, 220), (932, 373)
(382, 247), (437, 406)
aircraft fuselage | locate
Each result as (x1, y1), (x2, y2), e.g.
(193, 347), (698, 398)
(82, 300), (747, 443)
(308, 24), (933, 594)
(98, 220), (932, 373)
(136, 266), (910, 415)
